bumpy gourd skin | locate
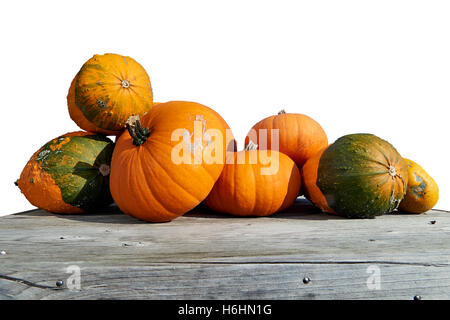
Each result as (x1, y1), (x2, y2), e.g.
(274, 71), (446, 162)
(68, 74), (108, 134)
(18, 132), (114, 214)
(69, 53), (153, 135)
(399, 158), (439, 214)
(316, 134), (408, 218)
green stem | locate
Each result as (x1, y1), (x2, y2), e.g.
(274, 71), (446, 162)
(126, 115), (151, 146)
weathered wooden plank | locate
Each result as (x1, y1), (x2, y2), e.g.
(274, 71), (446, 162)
(2, 263), (450, 300)
(0, 199), (449, 299)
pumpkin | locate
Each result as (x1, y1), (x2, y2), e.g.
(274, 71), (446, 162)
(204, 142), (301, 216)
(398, 158), (439, 213)
(302, 134), (408, 218)
(17, 132), (114, 213)
(110, 101), (231, 222)
(301, 147), (335, 214)
(68, 53), (153, 135)
(245, 110), (328, 168)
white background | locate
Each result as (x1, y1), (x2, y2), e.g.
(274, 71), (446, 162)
(1, 0), (448, 216)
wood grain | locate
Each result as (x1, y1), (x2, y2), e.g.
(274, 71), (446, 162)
(1, 199), (449, 300)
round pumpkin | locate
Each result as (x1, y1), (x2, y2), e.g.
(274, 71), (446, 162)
(302, 134), (408, 218)
(204, 142), (301, 216)
(398, 158), (439, 213)
(110, 101), (231, 222)
(245, 110), (328, 168)
(68, 53), (153, 135)
(301, 147), (335, 214)
(17, 132), (114, 213)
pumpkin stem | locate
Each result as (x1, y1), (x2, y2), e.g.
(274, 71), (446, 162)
(278, 109), (287, 115)
(126, 115), (151, 146)
(244, 141), (258, 151)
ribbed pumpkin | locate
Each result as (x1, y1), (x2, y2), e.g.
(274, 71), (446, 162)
(204, 142), (301, 216)
(245, 110), (328, 168)
(301, 147), (334, 214)
(110, 101), (231, 222)
(302, 134), (408, 218)
(399, 158), (439, 213)
(17, 132), (114, 213)
(68, 53), (153, 135)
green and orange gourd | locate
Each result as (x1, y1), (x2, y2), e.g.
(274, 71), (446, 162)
(302, 134), (408, 218)
(68, 53), (153, 136)
(17, 132), (114, 213)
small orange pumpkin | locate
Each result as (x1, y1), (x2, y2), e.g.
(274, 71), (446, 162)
(399, 158), (439, 213)
(110, 101), (231, 222)
(68, 53), (153, 135)
(204, 142), (301, 216)
(301, 147), (335, 214)
(245, 110), (328, 168)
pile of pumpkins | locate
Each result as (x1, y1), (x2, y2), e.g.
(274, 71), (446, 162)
(16, 53), (439, 222)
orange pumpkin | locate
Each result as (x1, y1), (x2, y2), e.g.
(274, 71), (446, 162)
(68, 53), (153, 135)
(399, 158), (439, 213)
(110, 101), (231, 222)
(301, 147), (335, 214)
(204, 142), (301, 216)
(245, 110), (328, 168)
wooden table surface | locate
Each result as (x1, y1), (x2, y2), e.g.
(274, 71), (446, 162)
(1, 198), (449, 300)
